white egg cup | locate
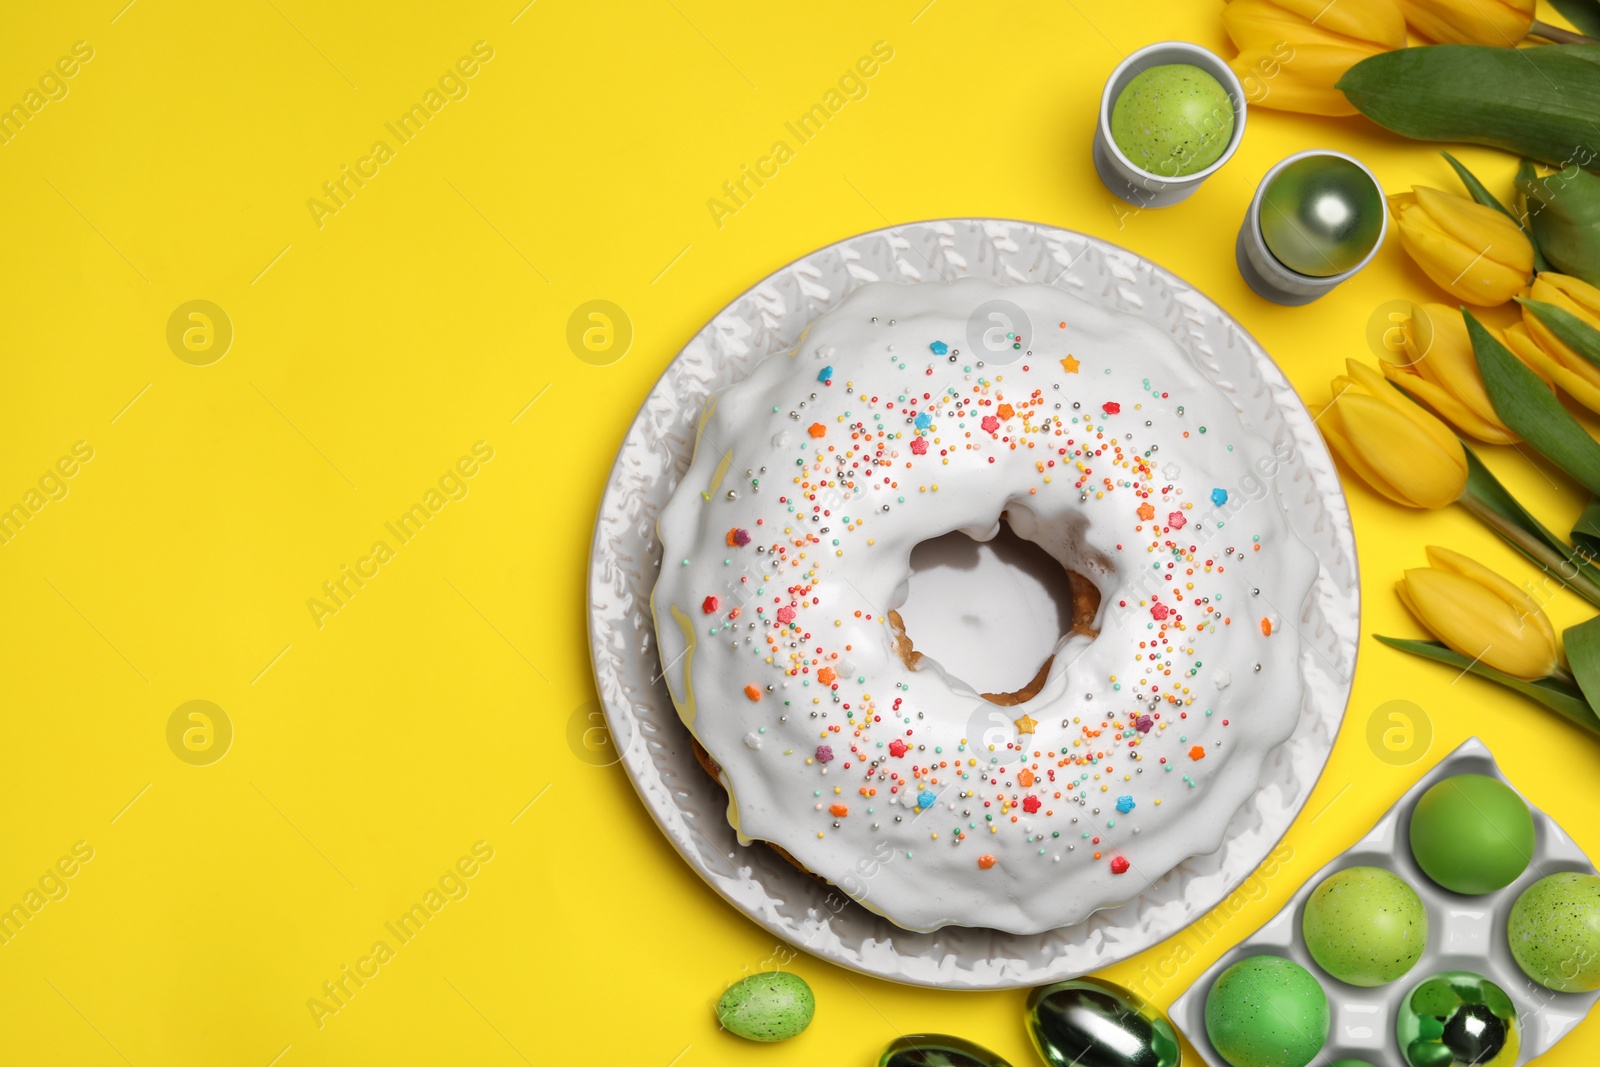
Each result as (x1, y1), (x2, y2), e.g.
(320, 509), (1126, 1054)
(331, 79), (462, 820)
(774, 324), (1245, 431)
(1236, 149), (1388, 306)
(1092, 41), (1248, 208)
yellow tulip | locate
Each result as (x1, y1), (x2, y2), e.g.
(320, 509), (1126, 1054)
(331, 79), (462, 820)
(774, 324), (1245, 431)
(1398, 546), (1559, 680)
(1320, 358), (1468, 508)
(1518, 273), (1600, 414)
(1389, 186), (1535, 306)
(1224, 0), (1406, 115)
(1395, 0), (1535, 45)
(1379, 302), (1520, 444)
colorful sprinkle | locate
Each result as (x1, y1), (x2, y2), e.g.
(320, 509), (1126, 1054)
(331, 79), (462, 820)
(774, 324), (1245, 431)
(978, 854), (997, 870)
(815, 745), (835, 763)
(1116, 795), (1135, 813)
(744, 684), (762, 702)
(929, 340), (948, 355)
(1110, 856), (1131, 874)
(818, 365), (834, 383)
(702, 595), (719, 614)
(1211, 487), (1228, 506)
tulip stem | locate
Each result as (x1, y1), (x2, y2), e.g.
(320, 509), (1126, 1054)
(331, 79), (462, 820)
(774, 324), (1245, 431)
(1530, 20), (1600, 45)
(1459, 451), (1600, 610)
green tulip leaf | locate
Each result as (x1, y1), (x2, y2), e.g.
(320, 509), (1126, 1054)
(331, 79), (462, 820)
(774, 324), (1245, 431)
(1459, 448), (1600, 607)
(1567, 617), (1600, 718)
(1548, 0), (1600, 37)
(1575, 496), (1600, 560)
(1466, 310), (1600, 495)
(1518, 298), (1600, 370)
(1337, 46), (1600, 174)
(1442, 152), (1520, 222)
(1375, 635), (1600, 736)
(1518, 165), (1600, 287)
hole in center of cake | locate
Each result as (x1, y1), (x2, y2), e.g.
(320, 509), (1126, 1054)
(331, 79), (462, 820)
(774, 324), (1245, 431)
(893, 516), (1094, 703)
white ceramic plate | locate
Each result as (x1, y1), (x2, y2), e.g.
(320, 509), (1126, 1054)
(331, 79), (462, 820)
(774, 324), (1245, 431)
(1169, 737), (1599, 1065)
(586, 219), (1360, 989)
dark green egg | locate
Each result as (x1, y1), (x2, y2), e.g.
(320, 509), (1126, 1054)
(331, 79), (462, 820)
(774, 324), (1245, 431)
(1259, 155), (1384, 277)
(1027, 977), (1181, 1067)
(877, 1034), (1013, 1067)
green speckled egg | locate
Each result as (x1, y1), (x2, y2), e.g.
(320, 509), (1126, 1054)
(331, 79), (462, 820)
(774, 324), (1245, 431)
(1204, 955), (1329, 1067)
(1302, 866), (1428, 987)
(1110, 64), (1235, 178)
(1508, 872), (1600, 992)
(1409, 775), (1533, 895)
(715, 972), (814, 1042)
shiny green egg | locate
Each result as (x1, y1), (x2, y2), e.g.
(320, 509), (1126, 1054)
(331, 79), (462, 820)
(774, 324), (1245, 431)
(1302, 866), (1428, 986)
(1258, 155), (1384, 277)
(1508, 872), (1600, 992)
(1396, 970), (1519, 1067)
(878, 1033), (1013, 1067)
(715, 972), (814, 1042)
(1027, 977), (1180, 1067)
(1110, 64), (1235, 178)
(1205, 955), (1329, 1067)
(1408, 775), (1533, 895)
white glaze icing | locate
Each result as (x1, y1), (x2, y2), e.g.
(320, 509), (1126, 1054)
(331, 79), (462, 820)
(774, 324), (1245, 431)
(651, 278), (1318, 933)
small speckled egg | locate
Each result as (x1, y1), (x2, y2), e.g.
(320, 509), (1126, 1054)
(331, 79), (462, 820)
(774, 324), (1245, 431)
(715, 972), (814, 1042)
(1302, 866), (1428, 987)
(1409, 775), (1533, 895)
(1508, 872), (1600, 992)
(1204, 955), (1329, 1067)
(1110, 64), (1235, 178)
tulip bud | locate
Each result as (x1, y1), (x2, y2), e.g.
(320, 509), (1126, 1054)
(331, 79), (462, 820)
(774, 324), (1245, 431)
(1516, 273), (1600, 414)
(1224, 0), (1406, 115)
(1398, 546), (1559, 680)
(1379, 302), (1520, 443)
(1519, 165), (1600, 288)
(1389, 186), (1535, 305)
(1394, 0), (1535, 45)
(1320, 358), (1468, 508)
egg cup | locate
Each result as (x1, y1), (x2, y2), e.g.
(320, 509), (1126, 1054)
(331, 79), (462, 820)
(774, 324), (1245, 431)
(1236, 149), (1388, 306)
(1092, 41), (1247, 208)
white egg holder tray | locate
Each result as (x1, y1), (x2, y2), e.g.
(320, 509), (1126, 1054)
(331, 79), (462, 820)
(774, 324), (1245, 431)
(1169, 737), (1600, 1066)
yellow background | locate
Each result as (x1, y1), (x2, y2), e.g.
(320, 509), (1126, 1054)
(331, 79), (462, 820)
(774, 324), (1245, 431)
(2, 1), (1598, 1063)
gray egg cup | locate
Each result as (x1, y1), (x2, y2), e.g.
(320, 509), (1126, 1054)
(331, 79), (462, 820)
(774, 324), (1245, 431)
(1236, 149), (1388, 306)
(1168, 737), (1600, 1066)
(1092, 41), (1248, 209)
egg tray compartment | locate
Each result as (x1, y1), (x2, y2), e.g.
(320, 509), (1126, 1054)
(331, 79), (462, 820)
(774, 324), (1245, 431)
(1168, 737), (1600, 1066)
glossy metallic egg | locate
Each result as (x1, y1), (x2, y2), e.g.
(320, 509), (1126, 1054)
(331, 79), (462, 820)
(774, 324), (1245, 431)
(1027, 977), (1181, 1067)
(877, 1033), (1013, 1067)
(1259, 154), (1385, 278)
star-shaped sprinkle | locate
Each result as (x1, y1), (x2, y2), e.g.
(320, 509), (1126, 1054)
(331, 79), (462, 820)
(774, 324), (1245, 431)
(1014, 713), (1038, 735)
(1061, 355), (1080, 374)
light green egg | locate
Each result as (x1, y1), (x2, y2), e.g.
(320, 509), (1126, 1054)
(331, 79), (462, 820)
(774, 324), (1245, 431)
(1508, 872), (1600, 992)
(1110, 64), (1235, 178)
(1303, 866), (1428, 987)
(715, 972), (814, 1042)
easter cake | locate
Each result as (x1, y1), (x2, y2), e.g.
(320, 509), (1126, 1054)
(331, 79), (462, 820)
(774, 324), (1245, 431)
(651, 277), (1319, 934)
